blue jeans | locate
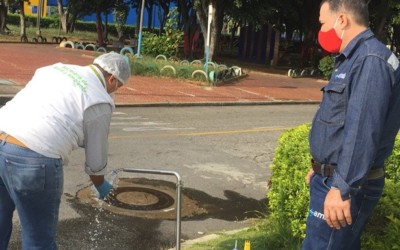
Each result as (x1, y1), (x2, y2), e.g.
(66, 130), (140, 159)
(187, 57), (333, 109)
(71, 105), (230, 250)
(0, 141), (63, 250)
(301, 172), (384, 250)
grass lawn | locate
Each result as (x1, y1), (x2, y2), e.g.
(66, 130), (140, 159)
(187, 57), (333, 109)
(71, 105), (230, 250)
(183, 218), (302, 250)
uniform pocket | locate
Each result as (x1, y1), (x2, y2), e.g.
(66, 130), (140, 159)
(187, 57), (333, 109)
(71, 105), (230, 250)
(6, 159), (45, 194)
(317, 82), (346, 125)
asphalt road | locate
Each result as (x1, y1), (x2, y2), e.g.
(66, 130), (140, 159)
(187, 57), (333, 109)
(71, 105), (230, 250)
(8, 104), (319, 250)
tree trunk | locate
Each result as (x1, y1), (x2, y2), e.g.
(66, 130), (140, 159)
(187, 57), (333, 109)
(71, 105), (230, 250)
(195, 1), (207, 59)
(146, 2), (153, 31)
(96, 4), (105, 47)
(0, 0), (7, 32)
(19, 0), (26, 36)
(374, 0), (391, 41)
(57, 0), (68, 33)
(135, 7), (140, 36)
(104, 13), (108, 41)
(68, 12), (78, 33)
(196, 2), (224, 62)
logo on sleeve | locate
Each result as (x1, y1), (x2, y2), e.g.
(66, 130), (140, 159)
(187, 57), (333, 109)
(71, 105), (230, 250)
(334, 73), (346, 80)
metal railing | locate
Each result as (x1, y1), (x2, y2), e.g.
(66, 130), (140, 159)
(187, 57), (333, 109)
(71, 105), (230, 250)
(123, 168), (182, 250)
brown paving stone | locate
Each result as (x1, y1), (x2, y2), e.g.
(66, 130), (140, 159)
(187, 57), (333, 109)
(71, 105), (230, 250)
(0, 43), (325, 105)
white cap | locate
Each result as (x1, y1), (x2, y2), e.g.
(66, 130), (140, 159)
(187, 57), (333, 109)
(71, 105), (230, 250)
(93, 52), (131, 84)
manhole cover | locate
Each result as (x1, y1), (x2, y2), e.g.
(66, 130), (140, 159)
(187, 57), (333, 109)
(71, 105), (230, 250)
(109, 187), (175, 210)
(77, 178), (206, 219)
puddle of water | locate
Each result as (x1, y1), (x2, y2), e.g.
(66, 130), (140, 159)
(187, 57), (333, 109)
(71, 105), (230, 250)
(77, 178), (267, 221)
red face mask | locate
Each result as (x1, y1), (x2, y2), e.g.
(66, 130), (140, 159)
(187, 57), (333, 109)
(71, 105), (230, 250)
(318, 18), (343, 53)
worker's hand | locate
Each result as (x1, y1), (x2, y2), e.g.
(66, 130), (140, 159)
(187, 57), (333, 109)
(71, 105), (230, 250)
(324, 189), (352, 229)
(95, 180), (113, 199)
(306, 168), (314, 185)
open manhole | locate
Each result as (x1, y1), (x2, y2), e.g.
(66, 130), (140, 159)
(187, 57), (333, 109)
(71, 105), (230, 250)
(77, 177), (206, 219)
(108, 186), (175, 210)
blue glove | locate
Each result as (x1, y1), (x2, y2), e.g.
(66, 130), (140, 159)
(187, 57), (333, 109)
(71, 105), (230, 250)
(95, 180), (113, 199)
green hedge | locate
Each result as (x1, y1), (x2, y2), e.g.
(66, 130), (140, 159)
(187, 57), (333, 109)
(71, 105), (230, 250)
(268, 124), (400, 248)
(6, 13), (163, 36)
(7, 13), (54, 28)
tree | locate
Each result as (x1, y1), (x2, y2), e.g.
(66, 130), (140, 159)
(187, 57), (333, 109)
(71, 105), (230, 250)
(194, 0), (229, 61)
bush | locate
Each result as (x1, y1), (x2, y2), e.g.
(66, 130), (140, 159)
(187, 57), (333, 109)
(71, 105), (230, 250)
(141, 7), (183, 57)
(318, 55), (335, 79)
(267, 124), (311, 239)
(268, 124), (400, 248)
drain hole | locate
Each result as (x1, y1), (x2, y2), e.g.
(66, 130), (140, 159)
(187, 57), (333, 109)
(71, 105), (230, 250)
(107, 187), (175, 211)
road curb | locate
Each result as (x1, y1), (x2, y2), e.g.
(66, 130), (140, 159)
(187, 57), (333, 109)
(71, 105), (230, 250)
(0, 94), (320, 107)
(167, 228), (249, 250)
(115, 100), (321, 107)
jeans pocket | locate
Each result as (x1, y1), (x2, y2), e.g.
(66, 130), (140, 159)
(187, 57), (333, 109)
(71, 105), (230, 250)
(322, 176), (333, 190)
(6, 159), (45, 194)
(351, 195), (381, 233)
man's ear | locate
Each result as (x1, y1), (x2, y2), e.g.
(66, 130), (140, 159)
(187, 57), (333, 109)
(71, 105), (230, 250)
(337, 13), (349, 30)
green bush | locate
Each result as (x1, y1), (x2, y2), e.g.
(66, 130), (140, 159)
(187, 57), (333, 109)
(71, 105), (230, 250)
(318, 55), (335, 79)
(268, 124), (400, 248)
(141, 7), (183, 57)
(267, 124), (311, 239)
(6, 13), (52, 28)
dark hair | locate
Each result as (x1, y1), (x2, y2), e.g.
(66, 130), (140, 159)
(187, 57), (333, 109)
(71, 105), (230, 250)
(320, 0), (369, 27)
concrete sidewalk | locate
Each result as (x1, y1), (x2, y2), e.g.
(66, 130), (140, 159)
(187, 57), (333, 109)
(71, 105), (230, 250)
(0, 43), (324, 106)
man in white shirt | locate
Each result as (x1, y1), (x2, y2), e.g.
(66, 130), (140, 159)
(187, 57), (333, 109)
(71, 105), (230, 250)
(0, 52), (130, 250)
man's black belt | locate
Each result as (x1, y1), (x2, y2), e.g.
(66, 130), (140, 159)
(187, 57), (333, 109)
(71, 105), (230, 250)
(311, 159), (384, 179)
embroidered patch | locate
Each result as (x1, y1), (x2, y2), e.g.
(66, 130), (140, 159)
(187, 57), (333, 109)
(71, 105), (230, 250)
(334, 73), (346, 80)
(388, 53), (399, 71)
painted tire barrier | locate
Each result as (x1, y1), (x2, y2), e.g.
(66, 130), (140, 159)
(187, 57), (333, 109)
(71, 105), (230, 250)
(168, 56), (179, 62)
(160, 65), (176, 76)
(209, 70), (216, 83)
(300, 69), (309, 76)
(123, 55), (130, 64)
(310, 69), (320, 76)
(288, 69), (299, 78)
(120, 47), (134, 56)
(204, 62), (216, 71)
(97, 47), (107, 53)
(20, 35), (28, 43)
(75, 43), (84, 50)
(217, 64), (228, 70)
(62, 37), (68, 41)
(32, 37), (38, 43)
(60, 41), (75, 49)
(192, 70), (208, 81)
(37, 36), (45, 43)
(52, 36), (58, 43)
(180, 60), (189, 66)
(190, 60), (203, 67)
(42, 37), (47, 43)
(84, 44), (97, 51)
(230, 66), (242, 76)
(155, 54), (167, 61)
